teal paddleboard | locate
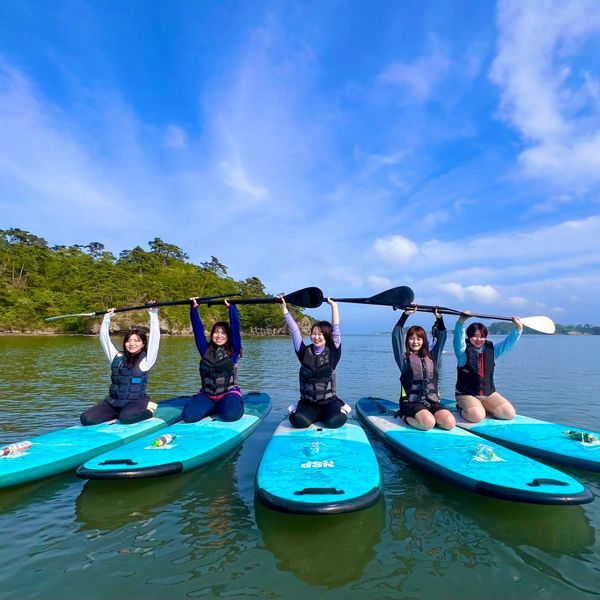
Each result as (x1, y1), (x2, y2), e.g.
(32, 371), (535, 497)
(357, 397), (592, 505)
(441, 398), (600, 472)
(0, 400), (185, 489)
(77, 392), (271, 479)
(255, 418), (382, 514)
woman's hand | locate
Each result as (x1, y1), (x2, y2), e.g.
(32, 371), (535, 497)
(512, 316), (523, 332)
(189, 297), (199, 309)
(434, 306), (442, 320)
(224, 298), (230, 308)
(404, 305), (417, 316)
(279, 295), (288, 315)
(457, 310), (471, 324)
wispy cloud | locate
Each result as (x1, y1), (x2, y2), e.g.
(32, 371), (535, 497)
(491, 0), (600, 190)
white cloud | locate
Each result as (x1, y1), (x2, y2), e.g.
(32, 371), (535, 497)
(491, 0), (600, 189)
(219, 160), (269, 200)
(373, 235), (419, 264)
(368, 275), (392, 289)
(379, 36), (451, 104)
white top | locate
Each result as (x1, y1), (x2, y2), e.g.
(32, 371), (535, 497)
(99, 309), (160, 371)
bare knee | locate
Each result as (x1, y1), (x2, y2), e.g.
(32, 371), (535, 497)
(488, 403), (516, 420)
(435, 411), (456, 430)
(461, 406), (486, 423)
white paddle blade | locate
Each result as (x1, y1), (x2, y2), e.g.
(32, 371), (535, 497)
(521, 316), (555, 334)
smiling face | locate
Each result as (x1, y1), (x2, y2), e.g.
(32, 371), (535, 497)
(469, 329), (487, 349)
(124, 333), (145, 355)
(311, 326), (326, 348)
(407, 333), (424, 354)
(211, 325), (228, 347)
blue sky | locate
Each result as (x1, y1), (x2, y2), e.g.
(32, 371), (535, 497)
(2, 0), (600, 332)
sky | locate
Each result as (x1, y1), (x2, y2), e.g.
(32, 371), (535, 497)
(2, 0), (600, 332)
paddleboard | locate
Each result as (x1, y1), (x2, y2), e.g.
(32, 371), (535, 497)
(441, 398), (600, 472)
(255, 418), (382, 514)
(356, 397), (593, 505)
(0, 399), (186, 489)
(76, 392), (272, 479)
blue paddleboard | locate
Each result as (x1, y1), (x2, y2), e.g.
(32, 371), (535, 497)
(255, 418), (382, 514)
(356, 397), (592, 505)
(76, 392), (272, 479)
(0, 400), (185, 489)
(441, 398), (600, 472)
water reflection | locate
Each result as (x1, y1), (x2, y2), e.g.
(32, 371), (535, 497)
(255, 498), (385, 588)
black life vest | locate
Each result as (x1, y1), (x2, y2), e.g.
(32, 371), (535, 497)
(298, 345), (337, 404)
(400, 353), (440, 405)
(455, 340), (495, 396)
(107, 352), (150, 406)
(199, 346), (237, 396)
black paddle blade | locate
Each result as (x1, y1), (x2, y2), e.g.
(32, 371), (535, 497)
(333, 286), (414, 308)
(284, 286), (324, 308)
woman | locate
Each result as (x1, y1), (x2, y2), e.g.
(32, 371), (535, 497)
(392, 306), (455, 430)
(280, 296), (350, 429)
(453, 311), (523, 423)
(182, 298), (243, 422)
(80, 303), (159, 425)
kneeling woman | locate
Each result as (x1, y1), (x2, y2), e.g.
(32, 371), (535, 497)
(80, 304), (160, 426)
(392, 306), (455, 431)
(453, 311), (522, 423)
(280, 297), (349, 429)
(182, 298), (244, 423)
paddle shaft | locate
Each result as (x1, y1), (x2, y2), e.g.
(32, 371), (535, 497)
(412, 304), (514, 321)
(45, 292), (240, 321)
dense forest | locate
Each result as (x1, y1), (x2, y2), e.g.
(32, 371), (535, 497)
(0, 228), (307, 334)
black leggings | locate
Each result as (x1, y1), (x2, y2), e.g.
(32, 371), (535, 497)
(289, 399), (347, 429)
(80, 399), (153, 426)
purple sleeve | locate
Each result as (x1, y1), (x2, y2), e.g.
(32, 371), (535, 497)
(190, 306), (208, 356)
(229, 303), (242, 363)
(284, 312), (303, 353)
(332, 323), (341, 348)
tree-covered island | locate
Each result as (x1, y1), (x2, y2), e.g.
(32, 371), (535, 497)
(0, 228), (310, 335)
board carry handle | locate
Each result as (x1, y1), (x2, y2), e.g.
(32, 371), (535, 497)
(293, 487), (345, 495)
(526, 478), (569, 487)
(99, 459), (138, 466)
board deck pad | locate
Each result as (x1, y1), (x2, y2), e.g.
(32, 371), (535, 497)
(0, 400), (185, 489)
(77, 392), (271, 479)
(441, 398), (600, 472)
(255, 418), (382, 514)
(357, 397), (592, 505)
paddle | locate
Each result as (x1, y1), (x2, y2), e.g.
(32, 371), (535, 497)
(409, 304), (555, 334)
(331, 286), (415, 309)
(208, 286), (324, 308)
(45, 292), (242, 322)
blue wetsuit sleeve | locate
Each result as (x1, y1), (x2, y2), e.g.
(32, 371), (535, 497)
(190, 305), (208, 356)
(454, 321), (467, 367)
(229, 303), (242, 363)
(493, 327), (522, 360)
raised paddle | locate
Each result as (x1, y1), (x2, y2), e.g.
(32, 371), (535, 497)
(409, 304), (556, 334)
(208, 286), (324, 309)
(45, 292), (242, 322)
(331, 286), (415, 309)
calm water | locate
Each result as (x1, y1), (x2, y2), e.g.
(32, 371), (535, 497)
(1, 333), (600, 599)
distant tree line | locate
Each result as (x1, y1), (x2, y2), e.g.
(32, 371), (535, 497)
(0, 228), (305, 334)
(488, 322), (600, 335)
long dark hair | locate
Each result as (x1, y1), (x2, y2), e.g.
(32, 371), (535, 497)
(122, 328), (147, 366)
(312, 320), (333, 347)
(404, 325), (432, 359)
(209, 321), (233, 356)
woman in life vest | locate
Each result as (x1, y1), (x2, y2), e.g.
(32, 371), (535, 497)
(392, 306), (455, 430)
(453, 311), (523, 422)
(80, 303), (160, 425)
(182, 297), (244, 422)
(280, 296), (350, 429)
